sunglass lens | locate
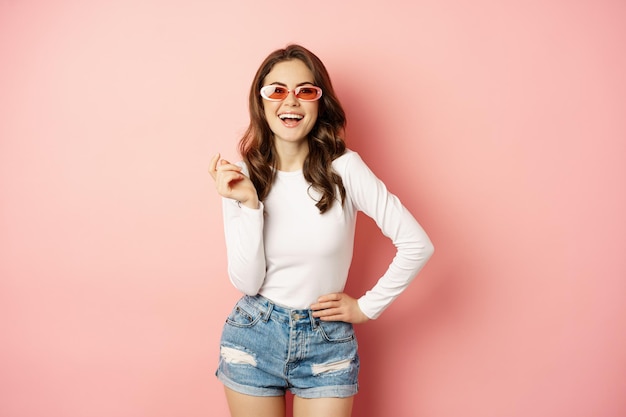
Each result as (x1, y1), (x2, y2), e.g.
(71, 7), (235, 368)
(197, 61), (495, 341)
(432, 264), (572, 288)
(296, 87), (320, 101)
(262, 86), (289, 100)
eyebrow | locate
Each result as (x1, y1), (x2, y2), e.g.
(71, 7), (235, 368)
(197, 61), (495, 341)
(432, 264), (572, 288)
(269, 81), (316, 87)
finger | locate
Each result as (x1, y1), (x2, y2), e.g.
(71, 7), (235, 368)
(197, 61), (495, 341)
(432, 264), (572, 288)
(216, 162), (243, 173)
(313, 307), (342, 318)
(317, 310), (349, 321)
(217, 163), (241, 172)
(208, 153), (221, 179)
(215, 169), (245, 187)
(215, 172), (244, 192)
(318, 314), (345, 322)
(316, 293), (341, 303)
(310, 300), (338, 311)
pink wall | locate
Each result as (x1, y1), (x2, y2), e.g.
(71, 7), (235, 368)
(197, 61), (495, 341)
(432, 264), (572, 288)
(1, 1), (625, 416)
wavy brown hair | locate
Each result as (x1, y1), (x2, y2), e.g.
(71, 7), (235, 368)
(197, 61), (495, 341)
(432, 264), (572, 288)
(239, 44), (347, 214)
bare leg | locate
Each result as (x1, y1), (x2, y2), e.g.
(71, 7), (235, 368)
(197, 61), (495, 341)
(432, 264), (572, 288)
(224, 387), (286, 417)
(293, 395), (354, 417)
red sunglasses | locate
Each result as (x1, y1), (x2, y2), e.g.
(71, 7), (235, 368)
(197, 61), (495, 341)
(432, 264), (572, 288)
(260, 85), (323, 102)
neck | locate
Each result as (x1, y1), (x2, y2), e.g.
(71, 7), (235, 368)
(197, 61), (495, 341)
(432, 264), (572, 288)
(274, 140), (309, 172)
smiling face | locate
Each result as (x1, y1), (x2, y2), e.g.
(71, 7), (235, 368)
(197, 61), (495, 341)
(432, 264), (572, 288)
(261, 59), (319, 148)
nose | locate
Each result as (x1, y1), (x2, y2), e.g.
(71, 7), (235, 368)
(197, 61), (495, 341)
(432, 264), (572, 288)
(283, 89), (300, 106)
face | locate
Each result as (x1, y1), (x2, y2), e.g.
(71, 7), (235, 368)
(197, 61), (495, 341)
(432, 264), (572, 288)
(261, 59), (319, 146)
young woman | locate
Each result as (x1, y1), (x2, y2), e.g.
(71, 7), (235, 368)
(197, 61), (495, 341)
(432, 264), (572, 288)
(209, 44), (434, 417)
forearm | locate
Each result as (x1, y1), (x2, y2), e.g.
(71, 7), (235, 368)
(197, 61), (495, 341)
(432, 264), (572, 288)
(223, 198), (267, 294)
(358, 208), (434, 319)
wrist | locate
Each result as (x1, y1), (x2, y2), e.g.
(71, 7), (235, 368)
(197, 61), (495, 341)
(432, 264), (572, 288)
(238, 196), (259, 209)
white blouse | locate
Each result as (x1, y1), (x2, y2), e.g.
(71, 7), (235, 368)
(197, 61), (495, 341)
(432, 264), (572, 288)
(221, 149), (434, 319)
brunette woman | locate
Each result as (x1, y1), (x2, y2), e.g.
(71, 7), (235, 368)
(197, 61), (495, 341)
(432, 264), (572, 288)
(209, 44), (434, 417)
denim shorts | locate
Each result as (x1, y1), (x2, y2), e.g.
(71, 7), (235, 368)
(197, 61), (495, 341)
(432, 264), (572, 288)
(215, 294), (359, 399)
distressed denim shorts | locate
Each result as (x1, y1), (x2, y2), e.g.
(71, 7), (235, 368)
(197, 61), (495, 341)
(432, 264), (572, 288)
(216, 294), (359, 399)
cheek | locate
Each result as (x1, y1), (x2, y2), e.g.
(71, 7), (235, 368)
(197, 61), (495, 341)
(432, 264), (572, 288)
(263, 103), (274, 119)
(307, 103), (319, 123)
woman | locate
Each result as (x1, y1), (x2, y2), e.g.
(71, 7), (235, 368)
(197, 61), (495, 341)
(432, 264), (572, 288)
(209, 44), (434, 417)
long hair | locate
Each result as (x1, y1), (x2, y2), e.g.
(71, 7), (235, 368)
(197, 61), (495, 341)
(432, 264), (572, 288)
(239, 44), (347, 214)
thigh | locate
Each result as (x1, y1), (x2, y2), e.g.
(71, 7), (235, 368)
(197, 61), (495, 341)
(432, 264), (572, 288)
(224, 387), (286, 417)
(293, 395), (354, 417)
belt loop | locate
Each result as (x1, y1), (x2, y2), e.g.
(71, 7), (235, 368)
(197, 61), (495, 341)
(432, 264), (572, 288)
(263, 299), (274, 322)
(309, 310), (318, 330)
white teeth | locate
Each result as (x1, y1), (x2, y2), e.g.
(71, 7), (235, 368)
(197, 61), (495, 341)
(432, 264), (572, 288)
(279, 114), (303, 120)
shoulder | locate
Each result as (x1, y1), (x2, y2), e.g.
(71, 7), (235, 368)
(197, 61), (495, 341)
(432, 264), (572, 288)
(332, 148), (371, 178)
(332, 148), (363, 172)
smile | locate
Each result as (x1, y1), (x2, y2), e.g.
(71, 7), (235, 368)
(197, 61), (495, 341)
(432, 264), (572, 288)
(278, 113), (304, 126)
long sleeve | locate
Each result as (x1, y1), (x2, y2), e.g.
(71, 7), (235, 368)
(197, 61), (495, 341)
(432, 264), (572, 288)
(343, 152), (434, 319)
(222, 196), (266, 295)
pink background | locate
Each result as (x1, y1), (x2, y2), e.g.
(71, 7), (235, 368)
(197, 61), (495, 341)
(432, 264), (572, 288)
(1, 1), (625, 416)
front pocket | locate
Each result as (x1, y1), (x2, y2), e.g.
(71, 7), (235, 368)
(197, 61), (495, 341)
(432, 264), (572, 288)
(225, 303), (262, 328)
(317, 321), (355, 343)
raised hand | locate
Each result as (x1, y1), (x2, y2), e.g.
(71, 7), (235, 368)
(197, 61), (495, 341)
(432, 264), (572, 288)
(209, 153), (259, 209)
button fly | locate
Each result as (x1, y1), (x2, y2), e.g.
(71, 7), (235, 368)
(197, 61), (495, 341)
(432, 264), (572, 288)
(291, 312), (306, 321)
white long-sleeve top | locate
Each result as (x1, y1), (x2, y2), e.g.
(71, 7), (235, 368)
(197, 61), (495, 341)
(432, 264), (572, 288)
(222, 149), (434, 319)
